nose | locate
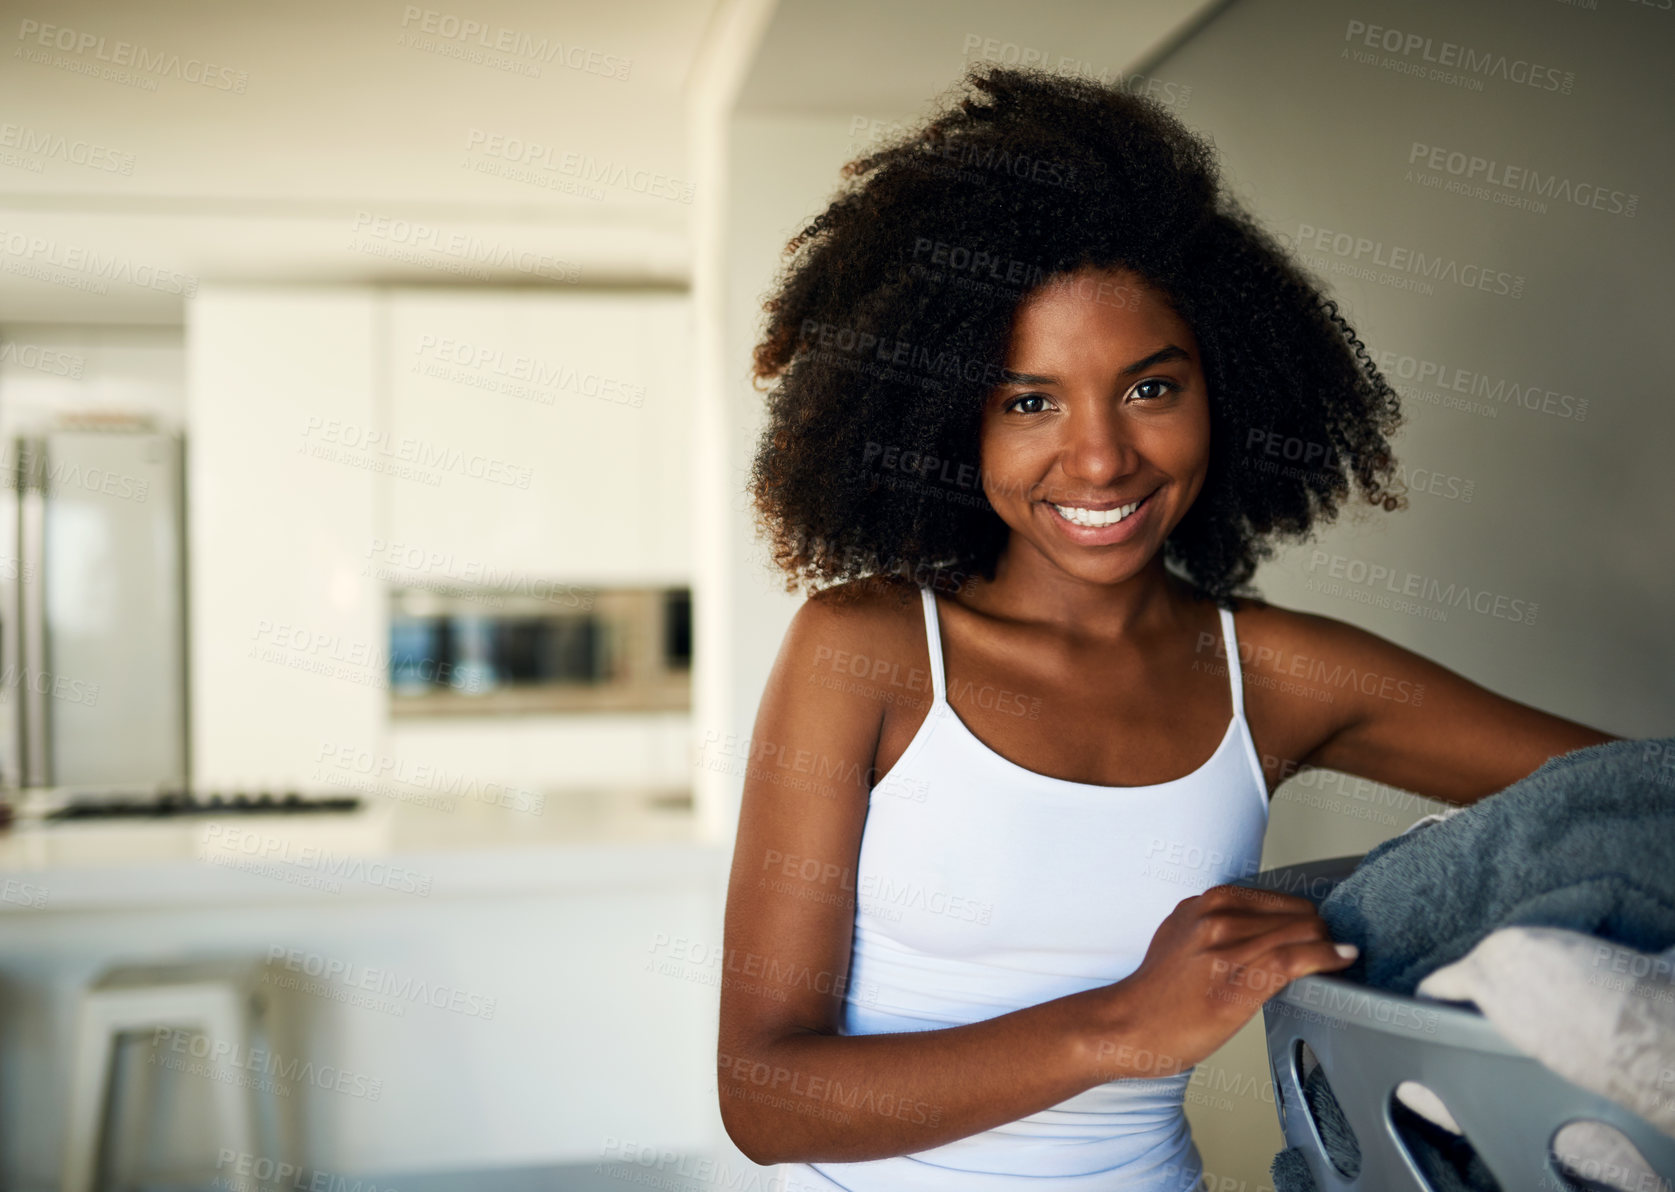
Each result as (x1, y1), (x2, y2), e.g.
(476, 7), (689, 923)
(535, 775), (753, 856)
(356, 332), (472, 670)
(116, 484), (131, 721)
(1061, 399), (1140, 488)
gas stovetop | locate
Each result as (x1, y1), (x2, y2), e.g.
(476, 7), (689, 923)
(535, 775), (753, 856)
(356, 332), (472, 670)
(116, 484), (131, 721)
(8, 789), (363, 821)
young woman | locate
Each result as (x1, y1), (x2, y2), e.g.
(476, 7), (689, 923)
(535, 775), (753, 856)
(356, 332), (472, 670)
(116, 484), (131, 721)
(716, 65), (1616, 1191)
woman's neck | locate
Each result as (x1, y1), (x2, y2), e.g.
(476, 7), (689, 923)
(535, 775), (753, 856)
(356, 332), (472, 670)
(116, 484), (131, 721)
(953, 546), (1195, 643)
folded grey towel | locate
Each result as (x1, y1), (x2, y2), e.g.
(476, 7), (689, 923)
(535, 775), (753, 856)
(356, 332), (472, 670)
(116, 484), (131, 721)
(1321, 736), (1675, 997)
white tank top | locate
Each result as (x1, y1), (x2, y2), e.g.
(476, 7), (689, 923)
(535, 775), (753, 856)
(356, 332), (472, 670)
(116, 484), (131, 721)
(781, 584), (1270, 1192)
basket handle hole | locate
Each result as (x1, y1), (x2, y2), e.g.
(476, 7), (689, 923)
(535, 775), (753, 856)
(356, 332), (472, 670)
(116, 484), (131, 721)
(1387, 1084), (1502, 1191)
(1295, 1040), (1362, 1180)
(1547, 1119), (1671, 1192)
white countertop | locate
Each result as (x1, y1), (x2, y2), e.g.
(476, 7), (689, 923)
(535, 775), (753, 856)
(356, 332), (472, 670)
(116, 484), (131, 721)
(0, 787), (727, 911)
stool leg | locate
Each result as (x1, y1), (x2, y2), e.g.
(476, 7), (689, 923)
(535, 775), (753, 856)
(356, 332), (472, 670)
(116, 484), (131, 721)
(249, 983), (305, 1165)
(200, 993), (258, 1164)
(60, 998), (118, 1192)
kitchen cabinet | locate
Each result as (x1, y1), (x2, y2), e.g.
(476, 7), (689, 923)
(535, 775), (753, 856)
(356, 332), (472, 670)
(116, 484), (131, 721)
(188, 287), (385, 790)
(188, 285), (695, 791)
(381, 289), (692, 587)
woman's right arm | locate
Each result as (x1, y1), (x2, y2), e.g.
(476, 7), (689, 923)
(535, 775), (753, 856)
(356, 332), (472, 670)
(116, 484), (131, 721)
(715, 589), (1356, 1167)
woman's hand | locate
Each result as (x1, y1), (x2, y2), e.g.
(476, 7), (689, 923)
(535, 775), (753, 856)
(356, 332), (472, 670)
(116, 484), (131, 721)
(1097, 884), (1357, 1080)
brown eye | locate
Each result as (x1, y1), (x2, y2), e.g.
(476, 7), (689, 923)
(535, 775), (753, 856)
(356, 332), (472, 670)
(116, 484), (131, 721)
(1004, 393), (1050, 414)
(1133, 378), (1181, 401)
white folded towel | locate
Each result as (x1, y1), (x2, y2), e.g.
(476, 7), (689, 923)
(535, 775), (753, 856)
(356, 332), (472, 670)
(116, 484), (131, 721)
(1397, 925), (1675, 1192)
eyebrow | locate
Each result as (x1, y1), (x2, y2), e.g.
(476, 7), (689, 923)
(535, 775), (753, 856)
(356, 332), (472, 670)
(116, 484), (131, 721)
(996, 344), (1192, 387)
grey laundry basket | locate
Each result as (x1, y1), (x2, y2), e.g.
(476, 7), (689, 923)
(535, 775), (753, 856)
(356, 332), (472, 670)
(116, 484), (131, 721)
(1235, 854), (1675, 1192)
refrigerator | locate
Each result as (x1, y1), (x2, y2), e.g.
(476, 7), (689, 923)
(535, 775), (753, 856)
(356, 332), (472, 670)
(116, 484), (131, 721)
(0, 426), (188, 790)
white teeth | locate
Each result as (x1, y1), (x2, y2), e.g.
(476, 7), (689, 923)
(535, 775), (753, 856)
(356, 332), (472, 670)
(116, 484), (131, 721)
(1051, 496), (1145, 527)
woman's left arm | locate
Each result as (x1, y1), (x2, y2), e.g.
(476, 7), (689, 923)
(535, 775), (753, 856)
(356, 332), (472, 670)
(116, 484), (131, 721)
(1285, 610), (1623, 807)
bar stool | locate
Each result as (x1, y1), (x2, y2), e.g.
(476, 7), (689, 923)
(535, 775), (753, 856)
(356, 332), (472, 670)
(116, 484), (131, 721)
(60, 957), (297, 1192)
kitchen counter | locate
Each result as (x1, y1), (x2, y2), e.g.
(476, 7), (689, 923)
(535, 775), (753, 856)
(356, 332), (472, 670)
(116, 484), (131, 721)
(0, 786), (725, 911)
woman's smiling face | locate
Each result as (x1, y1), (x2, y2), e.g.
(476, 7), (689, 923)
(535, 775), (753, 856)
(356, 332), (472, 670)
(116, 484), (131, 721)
(979, 265), (1212, 587)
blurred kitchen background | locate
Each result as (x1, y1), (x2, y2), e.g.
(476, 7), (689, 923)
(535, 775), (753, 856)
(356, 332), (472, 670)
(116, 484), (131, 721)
(0, 0), (1669, 1188)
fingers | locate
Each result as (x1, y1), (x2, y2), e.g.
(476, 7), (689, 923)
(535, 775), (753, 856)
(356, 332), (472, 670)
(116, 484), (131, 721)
(1198, 883), (1317, 916)
(1184, 887), (1339, 952)
(1248, 938), (1359, 991)
(1206, 935), (1358, 1014)
(1222, 919), (1339, 963)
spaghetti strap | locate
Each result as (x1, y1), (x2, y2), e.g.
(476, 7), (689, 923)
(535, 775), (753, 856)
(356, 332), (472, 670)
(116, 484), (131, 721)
(1219, 603), (1271, 804)
(1218, 605), (1246, 719)
(919, 585), (947, 704)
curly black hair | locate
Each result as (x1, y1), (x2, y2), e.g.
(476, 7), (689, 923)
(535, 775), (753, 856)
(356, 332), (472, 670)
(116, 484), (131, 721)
(747, 63), (1407, 610)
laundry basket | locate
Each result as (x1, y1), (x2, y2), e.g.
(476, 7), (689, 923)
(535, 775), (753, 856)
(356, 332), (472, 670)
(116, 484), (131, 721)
(1235, 854), (1675, 1192)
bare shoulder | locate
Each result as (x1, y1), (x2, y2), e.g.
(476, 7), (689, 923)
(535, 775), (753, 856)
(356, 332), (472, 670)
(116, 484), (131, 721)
(803, 573), (924, 623)
(760, 576), (932, 741)
(782, 575), (926, 666)
(1221, 590), (1374, 663)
